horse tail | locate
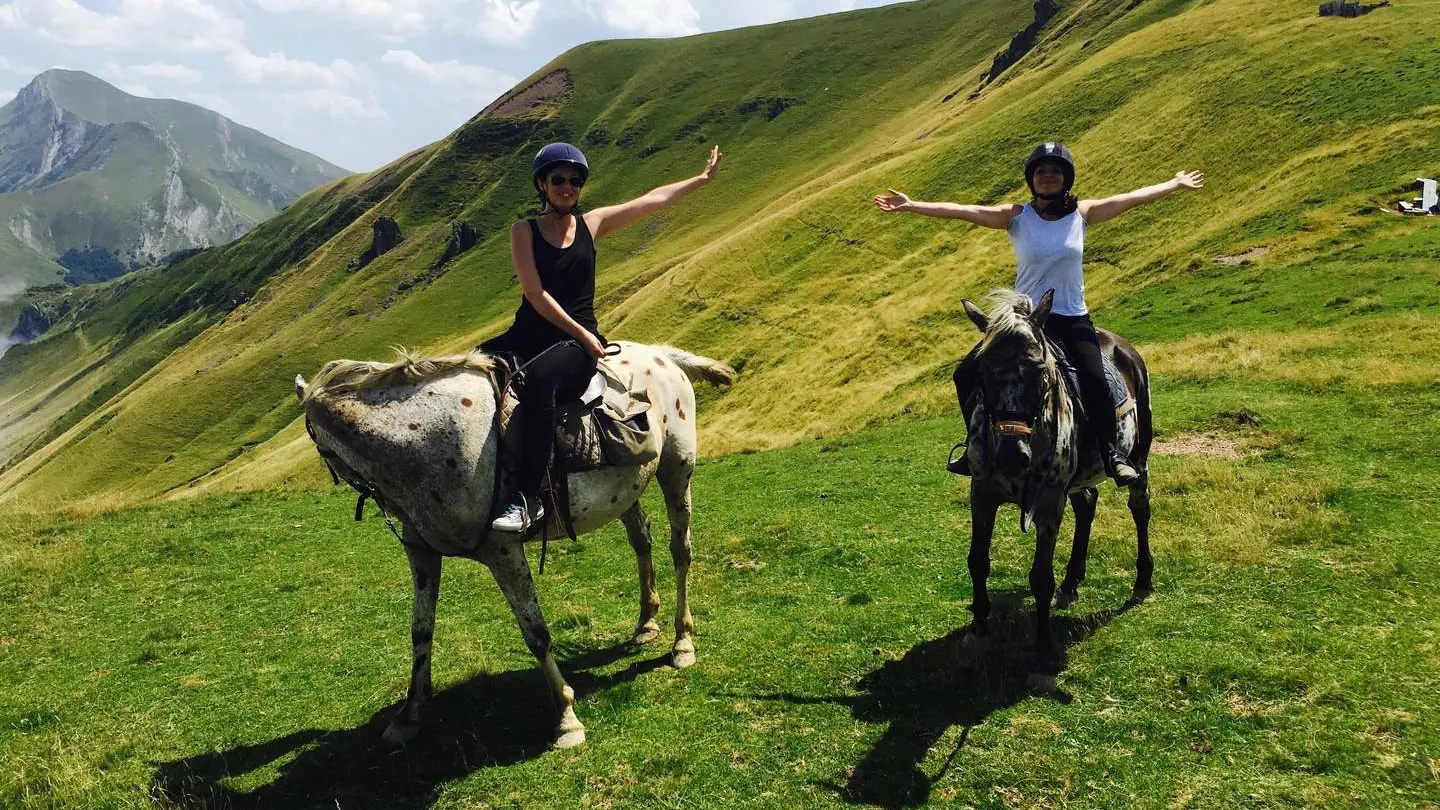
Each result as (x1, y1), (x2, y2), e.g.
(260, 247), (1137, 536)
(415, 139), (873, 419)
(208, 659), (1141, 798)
(659, 346), (736, 387)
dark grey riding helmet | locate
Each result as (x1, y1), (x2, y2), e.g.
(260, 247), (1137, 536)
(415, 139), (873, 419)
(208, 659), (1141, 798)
(532, 142), (589, 189)
(1024, 142), (1075, 199)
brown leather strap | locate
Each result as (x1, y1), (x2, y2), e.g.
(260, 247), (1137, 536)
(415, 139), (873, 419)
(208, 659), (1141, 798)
(993, 420), (1033, 438)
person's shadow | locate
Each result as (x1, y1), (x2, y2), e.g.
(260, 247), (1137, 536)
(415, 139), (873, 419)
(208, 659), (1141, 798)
(149, 641), (669, 810)
(762, 589), (1136, 808)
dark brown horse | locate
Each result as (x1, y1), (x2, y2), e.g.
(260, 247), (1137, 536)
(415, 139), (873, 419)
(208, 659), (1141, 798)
(957, 289), (1154, 690)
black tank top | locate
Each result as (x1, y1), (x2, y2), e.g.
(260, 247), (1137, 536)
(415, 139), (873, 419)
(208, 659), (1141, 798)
(491, 215), (603, 360)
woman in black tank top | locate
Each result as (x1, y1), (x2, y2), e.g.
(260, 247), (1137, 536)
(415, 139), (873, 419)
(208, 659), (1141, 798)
(484, 142), (725, 532)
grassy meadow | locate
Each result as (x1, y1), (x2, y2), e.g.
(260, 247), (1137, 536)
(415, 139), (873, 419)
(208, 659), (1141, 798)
(2, 0), (1439, 806)
(2, 363), (1438, 808)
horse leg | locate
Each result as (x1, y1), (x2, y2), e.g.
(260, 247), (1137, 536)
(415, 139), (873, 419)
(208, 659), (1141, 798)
(1056, 488), (1098, 609)
(620, 501), (662, 644)
(1129, 480), (1155, 603)
(479, 535), (585, 749)
(383, 536), (442, 745)
(1028, 494), (1065, 692)
(658, 457), (697, 669)
(967, 487), (1000, 639)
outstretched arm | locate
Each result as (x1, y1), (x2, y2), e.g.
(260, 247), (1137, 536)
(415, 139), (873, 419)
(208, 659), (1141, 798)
(585, 146), (723, 240)
(1079, 170), (1204, 225)
(872, 189), (1021, 230)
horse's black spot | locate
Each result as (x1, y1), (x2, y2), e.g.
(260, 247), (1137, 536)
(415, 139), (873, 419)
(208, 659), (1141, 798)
(678, 407), (687, 421)
(621, 360), (630, 366)
(611, 496), (618, 504)
(409, 423), (420, 431)
(655, 357), (667, 367)
(461, 398), (473, 407)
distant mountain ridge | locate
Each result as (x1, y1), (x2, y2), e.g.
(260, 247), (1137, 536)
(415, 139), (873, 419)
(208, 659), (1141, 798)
(0, 70), (349, 290)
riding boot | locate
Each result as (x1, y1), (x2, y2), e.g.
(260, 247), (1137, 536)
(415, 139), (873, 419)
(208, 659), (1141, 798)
(1104, 445), (1141, 487)
(949, 353), (979, 476)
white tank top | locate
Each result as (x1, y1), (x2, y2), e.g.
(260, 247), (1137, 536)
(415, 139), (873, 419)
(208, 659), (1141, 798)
(1007, 204), (1088, 316)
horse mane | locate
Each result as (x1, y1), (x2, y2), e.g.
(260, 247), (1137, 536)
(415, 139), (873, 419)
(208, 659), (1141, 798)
(977, 289), (1044, 354)
(975, 289), (1066, 410)
(303, 348), (499, 403)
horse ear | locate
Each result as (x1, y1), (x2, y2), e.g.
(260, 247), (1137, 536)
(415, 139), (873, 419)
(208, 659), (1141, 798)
(962, 299), (989, 332)
(1030, 290), (1054, 329)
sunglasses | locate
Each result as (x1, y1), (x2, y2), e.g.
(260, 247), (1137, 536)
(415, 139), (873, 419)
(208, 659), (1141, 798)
(548, 173), (585, 188)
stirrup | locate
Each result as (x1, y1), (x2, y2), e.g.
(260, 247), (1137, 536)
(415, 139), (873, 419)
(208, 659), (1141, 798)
(947, 442), (972, 476)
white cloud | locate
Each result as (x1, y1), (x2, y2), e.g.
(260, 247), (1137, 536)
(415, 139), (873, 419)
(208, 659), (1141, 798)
(223, 50), (383, 119)
(380, 49), (515, 105)
(275, 88), (388, 120)
(0, 0), (245, 54)
(462, 0), (542, 42)
(127, 62), (204, 83)
(252, 0), (539, 42)
(101, 61), (203, 92)
(721, 0), (798, 27)
(227, 51), (367, 88)
(577, 0), (701, 37)
(255, 0), (427, 36)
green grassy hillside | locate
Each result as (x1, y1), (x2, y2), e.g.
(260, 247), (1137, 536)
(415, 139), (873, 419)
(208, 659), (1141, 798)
(0, 0), (1436, 508)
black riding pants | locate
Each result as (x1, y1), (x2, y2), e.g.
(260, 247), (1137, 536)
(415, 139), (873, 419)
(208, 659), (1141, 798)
(951, 313), (1117, 450)
(518, 340), (596, 497)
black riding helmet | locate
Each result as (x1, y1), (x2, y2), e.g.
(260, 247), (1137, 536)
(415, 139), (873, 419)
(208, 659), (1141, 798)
(532, 142), (589, 191)
(1024, 142), (1075, 200)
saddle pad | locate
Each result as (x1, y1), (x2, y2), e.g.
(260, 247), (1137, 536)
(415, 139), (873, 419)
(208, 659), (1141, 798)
(1048, 339), (1132, 417)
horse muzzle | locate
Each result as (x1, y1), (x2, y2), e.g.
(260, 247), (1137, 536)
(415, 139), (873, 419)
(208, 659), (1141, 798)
(990, 419), (1035, 475)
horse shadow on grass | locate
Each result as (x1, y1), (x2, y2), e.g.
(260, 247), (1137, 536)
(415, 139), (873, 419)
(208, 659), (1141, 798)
(149, 641), (669, 810)
(763, 589), (1137, 808)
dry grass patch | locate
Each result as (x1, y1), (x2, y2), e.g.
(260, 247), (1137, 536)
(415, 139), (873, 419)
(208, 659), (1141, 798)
(1144, 316), (1440, 387)
(1215, 246), (1270, 266)
(1153, 433), (1244, 459)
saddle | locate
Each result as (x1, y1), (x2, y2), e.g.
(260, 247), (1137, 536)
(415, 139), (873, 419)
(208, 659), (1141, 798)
(1046, 339), (1134, 424)
(496, 354), (661, 474)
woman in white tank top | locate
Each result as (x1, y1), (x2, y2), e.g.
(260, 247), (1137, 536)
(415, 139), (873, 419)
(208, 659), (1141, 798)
(873, 143), (1203, 485)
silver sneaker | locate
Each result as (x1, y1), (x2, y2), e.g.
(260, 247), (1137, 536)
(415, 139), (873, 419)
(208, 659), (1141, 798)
(491, 498), (544, 532)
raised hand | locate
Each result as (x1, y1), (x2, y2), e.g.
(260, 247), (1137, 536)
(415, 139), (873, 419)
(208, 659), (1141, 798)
(703, 145), (723, 179)
(873, 189), (912, 212)
(1175, 170), (1205, 190)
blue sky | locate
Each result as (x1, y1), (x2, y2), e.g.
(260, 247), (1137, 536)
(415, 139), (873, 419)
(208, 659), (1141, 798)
(0, 0), (907, 172)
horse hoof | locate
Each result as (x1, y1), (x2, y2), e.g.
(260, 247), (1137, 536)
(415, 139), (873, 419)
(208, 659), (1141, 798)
(671, 638), (696, 669)
(553, 726), (586, 749)
(631, 623), (661, 645)
(1130, 587), (1154, 605)
(1027, 673), (1059, 694)
(382, 719), (419, 746)
(1054, 590), (1079, 610)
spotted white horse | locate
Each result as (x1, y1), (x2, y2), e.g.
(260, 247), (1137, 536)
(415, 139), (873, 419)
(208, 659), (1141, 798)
(295, 341), (734, 749)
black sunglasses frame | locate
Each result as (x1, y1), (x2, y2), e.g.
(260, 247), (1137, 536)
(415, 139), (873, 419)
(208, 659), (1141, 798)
(548, 173), (585, 188)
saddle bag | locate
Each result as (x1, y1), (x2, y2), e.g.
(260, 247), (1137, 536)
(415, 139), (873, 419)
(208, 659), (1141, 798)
(553, 373), (661, 472)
